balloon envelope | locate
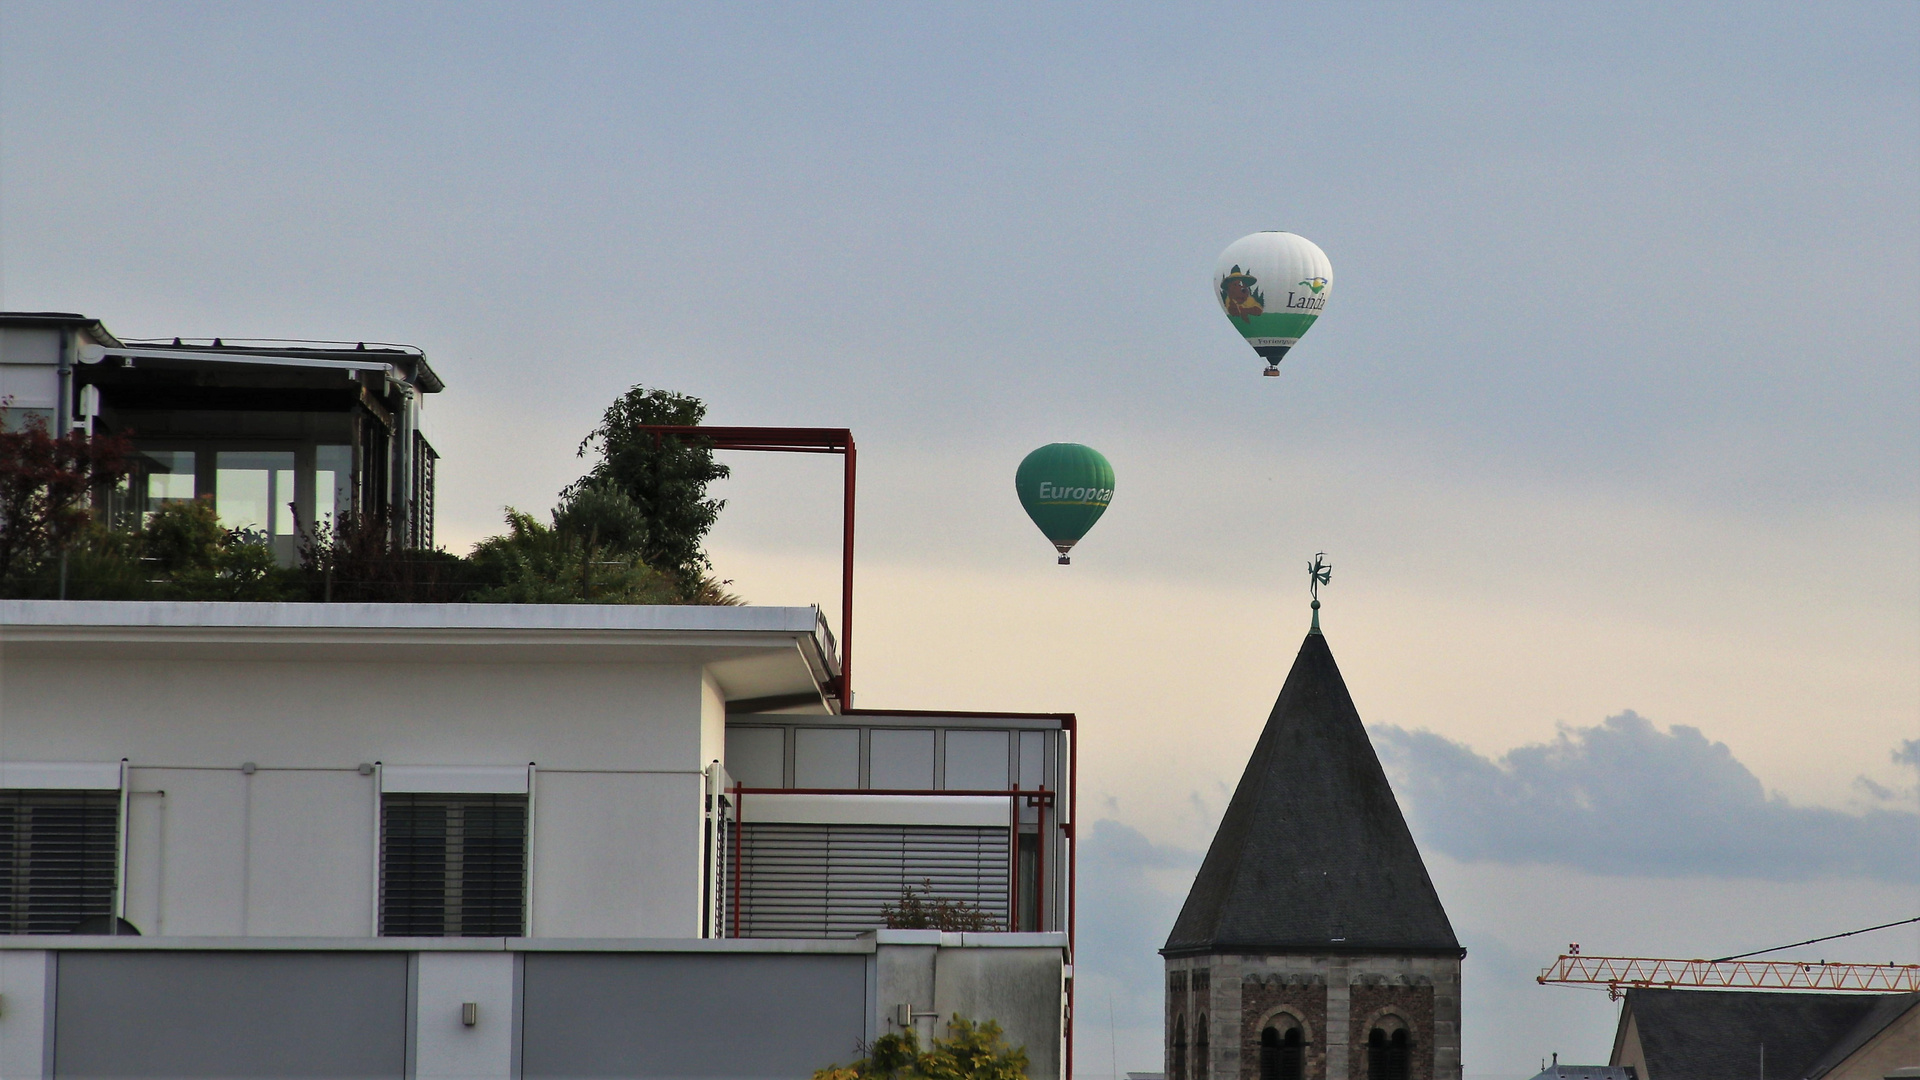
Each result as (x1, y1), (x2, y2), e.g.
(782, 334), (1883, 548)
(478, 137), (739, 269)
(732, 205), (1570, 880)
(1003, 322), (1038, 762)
(1015, 443), (1114, 564)
(1215, 231), (1332, 374)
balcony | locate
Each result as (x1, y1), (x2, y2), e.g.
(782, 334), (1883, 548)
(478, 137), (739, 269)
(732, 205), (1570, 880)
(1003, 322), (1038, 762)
(711, 712), (1074, 941)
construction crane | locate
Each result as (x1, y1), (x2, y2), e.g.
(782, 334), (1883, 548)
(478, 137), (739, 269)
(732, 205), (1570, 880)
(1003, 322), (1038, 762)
(1539, 954), (1920, 1000)
(1538, 916), (1920, 1000)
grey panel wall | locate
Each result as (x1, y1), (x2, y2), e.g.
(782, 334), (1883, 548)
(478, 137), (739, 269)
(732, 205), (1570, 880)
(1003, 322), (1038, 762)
(54, 951), (406, 1078)
(521, 952), (868, 1080)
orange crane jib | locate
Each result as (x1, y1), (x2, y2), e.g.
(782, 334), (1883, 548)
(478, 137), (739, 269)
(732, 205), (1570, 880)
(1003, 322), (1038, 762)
(1538, 955), (1920, 1000)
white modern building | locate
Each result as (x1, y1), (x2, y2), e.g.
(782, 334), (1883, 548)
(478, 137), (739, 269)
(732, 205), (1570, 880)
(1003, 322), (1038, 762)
(0, 601), (1074, 1079)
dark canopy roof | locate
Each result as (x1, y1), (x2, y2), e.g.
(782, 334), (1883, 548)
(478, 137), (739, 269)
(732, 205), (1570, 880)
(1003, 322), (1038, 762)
(1162, 630), (1459, 957)
(1620, 988), (1919, 1080)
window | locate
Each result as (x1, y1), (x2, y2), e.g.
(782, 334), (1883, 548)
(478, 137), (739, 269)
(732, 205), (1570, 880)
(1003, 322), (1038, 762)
(793, 728), (859, 789)
(1194, 1014), (1209, 1080)
(216, 450), (298, 563)
(0, 791), (119, 933)
(1368, 1027), (1410, 1080)
(943, 730), (1009, 790)
(381, 794), (527, 936)
(314, 444), (354, 531)
(725, 727), (786, 789)
(869, 729), (935, 789)
(1170, 1014), (1186, 1080)
(1261, 1024), (1305, 1080)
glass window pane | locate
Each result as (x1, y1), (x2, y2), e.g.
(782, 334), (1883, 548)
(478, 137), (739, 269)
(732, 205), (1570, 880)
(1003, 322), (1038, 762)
(216, 451), (296, 537)
(725, 727), (785, 789)
(112, 449), (197, 530)
(944, 730), (1009, 791)
(868, 729), (935, 790)
(315, 444), (353, 530)
(1018, 731), (1048, 790)
(146, 451), (197, 510)
(217, 450), (297, 563)
(792, 728), (859, 790)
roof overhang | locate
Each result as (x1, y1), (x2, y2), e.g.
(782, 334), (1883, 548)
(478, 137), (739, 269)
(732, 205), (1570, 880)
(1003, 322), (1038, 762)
(0, 601), (839, 711)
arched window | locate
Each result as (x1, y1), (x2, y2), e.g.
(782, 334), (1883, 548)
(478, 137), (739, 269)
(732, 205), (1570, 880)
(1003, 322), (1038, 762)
(1260, 1023), (1305, 1080)
(1367, 1026), (1410, 1080)
(1171, 1014), (1187, 1080)
(1195, 1014), (1209, 1080)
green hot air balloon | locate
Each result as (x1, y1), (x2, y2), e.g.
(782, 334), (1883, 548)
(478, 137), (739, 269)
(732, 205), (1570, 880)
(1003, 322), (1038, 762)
(1016, 443), (1114, 564)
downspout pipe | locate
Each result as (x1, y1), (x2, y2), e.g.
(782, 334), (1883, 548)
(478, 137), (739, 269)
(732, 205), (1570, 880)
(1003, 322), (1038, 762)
(55, 330), (73, 433)
(391, 382), (414, 547)
(55, 331), (73, 599)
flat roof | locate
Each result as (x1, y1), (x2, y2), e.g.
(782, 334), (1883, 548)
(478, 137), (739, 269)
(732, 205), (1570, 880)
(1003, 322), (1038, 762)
(0, 602), (839, 710)
(0, 600), (824, 634)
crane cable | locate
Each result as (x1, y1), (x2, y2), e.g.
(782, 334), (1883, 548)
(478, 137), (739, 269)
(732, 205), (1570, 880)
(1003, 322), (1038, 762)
(1711, 915), (1920, 963)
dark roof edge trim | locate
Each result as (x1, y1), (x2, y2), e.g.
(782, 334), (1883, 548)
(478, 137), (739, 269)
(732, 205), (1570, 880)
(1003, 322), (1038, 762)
(1160, 944), (1467, 960)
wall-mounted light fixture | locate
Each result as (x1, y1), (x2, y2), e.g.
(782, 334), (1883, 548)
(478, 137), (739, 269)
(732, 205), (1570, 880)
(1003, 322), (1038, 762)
(461, 1002), (479, 1027)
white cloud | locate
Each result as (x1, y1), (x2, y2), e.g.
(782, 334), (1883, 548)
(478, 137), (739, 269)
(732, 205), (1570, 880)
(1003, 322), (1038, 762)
(1373, 712), (1920, 882)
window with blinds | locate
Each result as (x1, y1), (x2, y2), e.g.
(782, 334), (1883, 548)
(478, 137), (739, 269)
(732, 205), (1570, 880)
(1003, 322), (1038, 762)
(0, 791), (120, 934)
(732, 822), (1010, 938)
(380, 793), (527, 937)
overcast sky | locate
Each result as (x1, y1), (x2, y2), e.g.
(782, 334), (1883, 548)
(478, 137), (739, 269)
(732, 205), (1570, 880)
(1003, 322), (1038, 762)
(4, 3), (1915, 1074)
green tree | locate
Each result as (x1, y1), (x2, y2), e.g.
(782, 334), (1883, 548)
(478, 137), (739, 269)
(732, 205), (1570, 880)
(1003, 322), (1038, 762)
(813, 1017), (1028, 1080)
(570, 385), (729, 596)
(466, 485), (685, 605)
(139, 498), (291, 601)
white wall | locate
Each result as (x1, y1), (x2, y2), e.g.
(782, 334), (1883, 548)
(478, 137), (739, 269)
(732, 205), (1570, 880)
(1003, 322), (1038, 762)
(0, 655), (717, 938)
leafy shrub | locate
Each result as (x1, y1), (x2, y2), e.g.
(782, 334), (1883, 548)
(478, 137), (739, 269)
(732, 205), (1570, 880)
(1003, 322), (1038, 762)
(813, 1017), (1028, 1080)
(881, 880), (998, 932)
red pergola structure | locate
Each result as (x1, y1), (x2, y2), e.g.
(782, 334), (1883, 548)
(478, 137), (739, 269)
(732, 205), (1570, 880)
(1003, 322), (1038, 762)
(636, 426), (857, 712)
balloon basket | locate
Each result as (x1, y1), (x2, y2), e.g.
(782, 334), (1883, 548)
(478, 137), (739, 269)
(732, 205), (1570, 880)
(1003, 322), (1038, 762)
(1058, 555), (1071, 565)
(1262, 367), (1280, 377)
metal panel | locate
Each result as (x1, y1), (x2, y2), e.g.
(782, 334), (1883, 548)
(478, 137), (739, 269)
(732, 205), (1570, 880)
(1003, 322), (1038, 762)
(381, 766), (530, 795)
(736, 823), (1009, 938)
(53, 951), (406, 1078)
(0, 764), (123, 791)
(521, 952), (867, 1080)
(745, 793), (1008, 827)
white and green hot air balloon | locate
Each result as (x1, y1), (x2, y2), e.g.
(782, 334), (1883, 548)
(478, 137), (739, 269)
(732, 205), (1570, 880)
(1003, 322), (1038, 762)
(1214, 231), (1332, 376)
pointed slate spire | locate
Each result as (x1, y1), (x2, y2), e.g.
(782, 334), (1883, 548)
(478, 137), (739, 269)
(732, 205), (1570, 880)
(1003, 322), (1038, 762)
(1162, 631), (1460, 956)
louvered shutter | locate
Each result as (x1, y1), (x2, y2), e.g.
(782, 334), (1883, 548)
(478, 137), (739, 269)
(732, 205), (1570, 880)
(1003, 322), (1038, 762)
(0, 791), (120, 934)
(733, 823), (1010, 937)
(380, 794), (527, 937)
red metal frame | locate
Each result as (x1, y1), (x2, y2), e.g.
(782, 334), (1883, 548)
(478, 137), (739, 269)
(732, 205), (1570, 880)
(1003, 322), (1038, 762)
(637, 426), (856, 712)
(652, 423), (1082, 1071)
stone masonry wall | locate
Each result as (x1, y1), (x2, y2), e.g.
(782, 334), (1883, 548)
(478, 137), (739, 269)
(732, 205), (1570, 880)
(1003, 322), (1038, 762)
(1347, 983), (1436, 1080)
(1239, 975), (1329, 1080)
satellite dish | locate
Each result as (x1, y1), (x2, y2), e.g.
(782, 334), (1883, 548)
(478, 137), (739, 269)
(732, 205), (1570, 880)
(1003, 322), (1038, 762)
(1214, 231), (1333, 376)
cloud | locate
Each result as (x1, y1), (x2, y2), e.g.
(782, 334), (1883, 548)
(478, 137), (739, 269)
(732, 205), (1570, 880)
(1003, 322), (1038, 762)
(1373, 711), (1920, 883)
(1070, 818), (1204, 1075)
(1896, 739), (1920, 771)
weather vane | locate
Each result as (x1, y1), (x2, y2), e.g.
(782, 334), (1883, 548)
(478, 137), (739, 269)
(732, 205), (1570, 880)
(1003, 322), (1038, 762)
(1307, 552), (1331, 633)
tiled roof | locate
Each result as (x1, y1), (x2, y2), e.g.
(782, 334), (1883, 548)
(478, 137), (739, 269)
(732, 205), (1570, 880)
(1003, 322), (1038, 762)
(1624, 988), (1919, 1080)
(1162, 631), (1459, 956)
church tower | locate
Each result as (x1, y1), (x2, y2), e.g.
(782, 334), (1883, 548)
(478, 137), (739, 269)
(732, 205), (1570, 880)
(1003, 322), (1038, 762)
(1161, 620), (1462, 1080)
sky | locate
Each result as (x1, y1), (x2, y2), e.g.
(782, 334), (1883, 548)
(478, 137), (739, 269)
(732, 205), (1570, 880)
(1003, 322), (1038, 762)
(3, 2), (1916, 1074)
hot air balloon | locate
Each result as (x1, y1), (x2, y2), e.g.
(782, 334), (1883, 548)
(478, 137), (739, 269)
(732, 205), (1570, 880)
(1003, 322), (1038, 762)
(1016, 443), (1113, 565)
(1215, 231), (1332, 376)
